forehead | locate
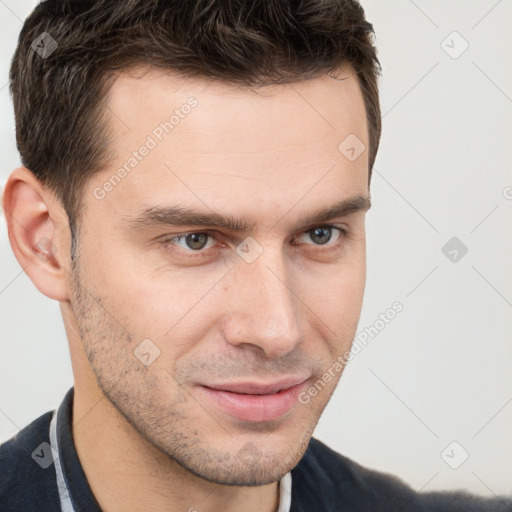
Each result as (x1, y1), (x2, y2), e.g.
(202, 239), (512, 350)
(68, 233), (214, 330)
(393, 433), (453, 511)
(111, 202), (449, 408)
(89, 65), (369, 222)
(107, 64), (367, 148)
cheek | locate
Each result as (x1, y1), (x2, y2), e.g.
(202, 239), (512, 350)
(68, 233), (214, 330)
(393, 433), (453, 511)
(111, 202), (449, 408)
(82, 260), (223, 370)
(80, 236), (168, 325)
(302, 258), (366, 359)
(305, 256), (366, 319)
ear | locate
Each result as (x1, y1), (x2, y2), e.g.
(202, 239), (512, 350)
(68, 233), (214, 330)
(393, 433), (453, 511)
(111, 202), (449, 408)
(2, 167), (71, 302)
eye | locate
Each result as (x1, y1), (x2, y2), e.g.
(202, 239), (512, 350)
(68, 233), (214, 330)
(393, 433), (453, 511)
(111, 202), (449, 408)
(162, 231), (218, 253)
(293, 225), (345, 246)
(159, 224), (347, 259)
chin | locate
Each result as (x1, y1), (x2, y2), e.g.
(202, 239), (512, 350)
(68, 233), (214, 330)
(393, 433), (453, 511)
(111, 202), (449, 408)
(161, 424), (315, 487)
(180, 453), (294, 487)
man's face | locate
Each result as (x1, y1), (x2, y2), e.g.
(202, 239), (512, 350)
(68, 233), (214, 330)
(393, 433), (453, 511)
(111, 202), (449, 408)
(67, 65), (370, 485)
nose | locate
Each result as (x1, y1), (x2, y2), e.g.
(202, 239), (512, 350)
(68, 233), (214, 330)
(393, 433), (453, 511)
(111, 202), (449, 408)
(221, 247), (304, 359)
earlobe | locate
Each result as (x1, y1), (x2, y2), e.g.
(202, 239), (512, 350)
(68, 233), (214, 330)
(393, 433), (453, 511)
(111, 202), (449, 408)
(2, 167), (71, 302)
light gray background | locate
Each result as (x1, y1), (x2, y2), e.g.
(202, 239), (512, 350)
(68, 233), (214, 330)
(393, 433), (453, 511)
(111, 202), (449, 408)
(1, 0), (511, 497)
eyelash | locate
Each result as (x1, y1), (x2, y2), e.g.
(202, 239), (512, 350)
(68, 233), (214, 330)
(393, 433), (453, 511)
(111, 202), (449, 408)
(159, 225), (348, 259)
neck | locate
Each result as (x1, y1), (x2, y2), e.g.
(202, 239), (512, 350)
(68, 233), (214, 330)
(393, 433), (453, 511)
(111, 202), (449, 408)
(71, 384), (281, 512)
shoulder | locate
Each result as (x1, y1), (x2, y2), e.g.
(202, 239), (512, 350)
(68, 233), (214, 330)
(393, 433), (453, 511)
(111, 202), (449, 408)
(0, 410), (61, 511)
(291, 436), (425, 511)
(290, 437), (512, 512)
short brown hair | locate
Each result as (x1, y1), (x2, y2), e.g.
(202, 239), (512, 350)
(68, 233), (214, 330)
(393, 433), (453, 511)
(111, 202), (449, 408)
(9, 0), (381, 254)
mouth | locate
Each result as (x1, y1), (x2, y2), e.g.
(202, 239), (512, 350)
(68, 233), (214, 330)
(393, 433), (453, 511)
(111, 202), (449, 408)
(197, 376), (311, 423)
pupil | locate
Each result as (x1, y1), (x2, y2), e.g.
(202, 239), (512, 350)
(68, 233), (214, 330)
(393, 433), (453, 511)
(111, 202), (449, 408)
(312, 227), (331, 245)
(186, 233), (208, 250)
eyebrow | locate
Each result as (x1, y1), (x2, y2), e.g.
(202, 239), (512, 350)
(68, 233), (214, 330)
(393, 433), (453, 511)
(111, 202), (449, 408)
(127, 195), (371, 233)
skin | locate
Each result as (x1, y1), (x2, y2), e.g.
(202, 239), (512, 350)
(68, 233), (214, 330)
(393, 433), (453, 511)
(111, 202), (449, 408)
(3, 63), (370, 512)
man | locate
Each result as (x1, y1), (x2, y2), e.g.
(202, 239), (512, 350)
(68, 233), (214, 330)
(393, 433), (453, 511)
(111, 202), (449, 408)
(0, 0), (510, 510)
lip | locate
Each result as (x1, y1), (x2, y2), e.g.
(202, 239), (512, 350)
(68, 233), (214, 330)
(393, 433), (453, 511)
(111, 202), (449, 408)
(198, 377), (310, 423)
